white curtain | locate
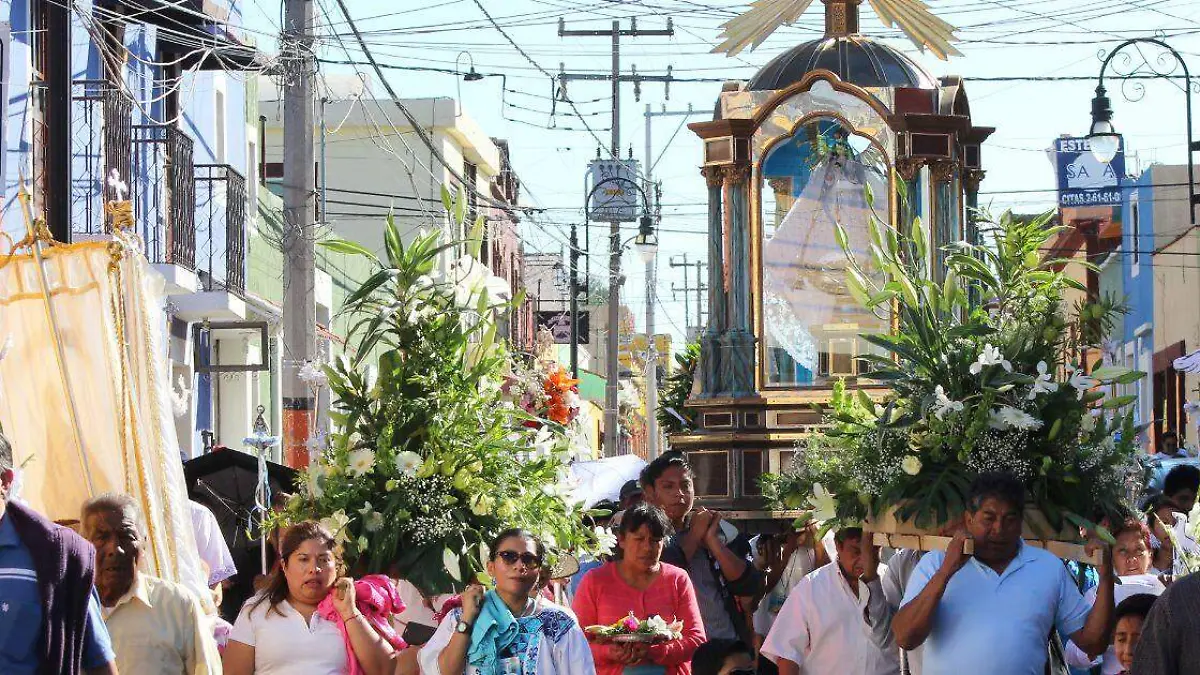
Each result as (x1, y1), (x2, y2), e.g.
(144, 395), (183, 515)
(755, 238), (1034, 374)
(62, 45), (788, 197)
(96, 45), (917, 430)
(0, 238), (209, 603)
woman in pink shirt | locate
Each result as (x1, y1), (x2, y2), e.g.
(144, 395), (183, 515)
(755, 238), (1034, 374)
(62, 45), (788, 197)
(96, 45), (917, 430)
(573, 503), (706, 675)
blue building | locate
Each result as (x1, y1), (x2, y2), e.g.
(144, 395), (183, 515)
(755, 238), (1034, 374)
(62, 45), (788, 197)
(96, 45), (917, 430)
(0, 0), (298, 459)
(1111, 169), (1156, 439)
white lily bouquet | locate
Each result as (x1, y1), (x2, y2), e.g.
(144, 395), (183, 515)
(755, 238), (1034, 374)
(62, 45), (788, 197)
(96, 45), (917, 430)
(762, 209), (1148, 544)
(275, 187), (609, 595)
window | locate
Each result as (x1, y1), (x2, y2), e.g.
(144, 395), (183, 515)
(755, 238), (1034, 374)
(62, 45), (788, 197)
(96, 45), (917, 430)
(1130, 196), (1140, 273)
(214, 89), (226, 163)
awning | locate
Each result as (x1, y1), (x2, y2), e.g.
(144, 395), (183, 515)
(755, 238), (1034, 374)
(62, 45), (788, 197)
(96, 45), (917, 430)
(1174, 349), (1200, 373)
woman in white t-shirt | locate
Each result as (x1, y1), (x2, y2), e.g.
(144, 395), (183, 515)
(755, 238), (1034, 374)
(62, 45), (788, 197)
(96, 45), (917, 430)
(223, 521), (396, 675)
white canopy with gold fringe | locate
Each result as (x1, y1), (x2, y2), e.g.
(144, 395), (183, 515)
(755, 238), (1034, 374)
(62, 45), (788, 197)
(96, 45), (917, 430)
(0, 191), (209, 604)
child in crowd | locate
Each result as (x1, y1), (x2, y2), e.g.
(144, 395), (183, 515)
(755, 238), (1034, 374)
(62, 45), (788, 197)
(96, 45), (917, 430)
(691, 639), (755, 675)
(1112, 593), (1158, 674)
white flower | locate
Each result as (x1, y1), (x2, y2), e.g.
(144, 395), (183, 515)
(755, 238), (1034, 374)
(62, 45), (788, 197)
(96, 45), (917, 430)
(447, 255), (511, 308)
(306, 464), (328, 498)
(531, 427), (557, 458)
(645, 615), (669, 633)
(970, 344), (1012, 375)
(594, 526), (617, 556)
(347, 448), (376, 477)
(396, 451), (423, 476)
(1028, 361), (1059, 400)
(297, 360), (328, 388)
(413, 274), (436, 292)
(305, 430), (328, 454)
(443, 548), (462, 582)
(320, 510), (352, 544)
(990, 406), (1043, 431)
(901, 455), (923, 476)
(1069, 370), (1098, 399)
(1081, 411), (1099, 432)
(932, 385), (965, 420)
(808, 483), (838, 522)
(406, 299), (434, 325)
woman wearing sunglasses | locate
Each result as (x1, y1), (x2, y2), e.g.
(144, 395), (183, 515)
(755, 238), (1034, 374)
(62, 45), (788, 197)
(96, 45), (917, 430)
(573, 503), (706, 675)
(419, 529), (594, 675)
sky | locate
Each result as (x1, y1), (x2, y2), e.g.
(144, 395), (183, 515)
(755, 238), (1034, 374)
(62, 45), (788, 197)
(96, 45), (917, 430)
(234, 0), (1200, 353)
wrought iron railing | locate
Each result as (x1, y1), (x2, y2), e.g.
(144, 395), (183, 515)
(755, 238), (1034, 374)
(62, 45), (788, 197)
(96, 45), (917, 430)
(195, 164), (247, 295)
(70, 79), (132, 236)
(132, 124), (196, 269)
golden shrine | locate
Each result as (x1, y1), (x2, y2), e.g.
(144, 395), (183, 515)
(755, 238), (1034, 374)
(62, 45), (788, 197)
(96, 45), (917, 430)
(678, 0), (993, 511)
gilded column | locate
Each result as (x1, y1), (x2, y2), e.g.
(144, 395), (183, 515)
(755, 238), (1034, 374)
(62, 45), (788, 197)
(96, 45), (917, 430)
(722, 162), (755, 397)
(964, 168), (986, 247)
(895, 158), (923, 267)
(929, 160), (957, 282)
(700, 166), (725, 398)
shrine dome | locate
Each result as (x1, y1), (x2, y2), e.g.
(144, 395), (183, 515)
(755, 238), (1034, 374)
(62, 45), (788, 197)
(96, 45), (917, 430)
(747, 35), (936, 91)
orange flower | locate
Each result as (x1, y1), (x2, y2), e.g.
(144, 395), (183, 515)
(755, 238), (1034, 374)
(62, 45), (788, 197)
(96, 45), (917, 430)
(547, 402), (572, 424)
(543, 366), (580, 395)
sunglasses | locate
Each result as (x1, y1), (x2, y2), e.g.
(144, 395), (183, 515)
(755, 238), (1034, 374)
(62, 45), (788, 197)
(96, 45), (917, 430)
(496, 551), (542, 567)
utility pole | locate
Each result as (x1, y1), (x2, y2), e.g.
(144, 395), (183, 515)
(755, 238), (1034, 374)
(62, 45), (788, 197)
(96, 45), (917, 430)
(559, 17), (673, 458)
(281, 0), (317, 468)
(569, 224), (581, 379)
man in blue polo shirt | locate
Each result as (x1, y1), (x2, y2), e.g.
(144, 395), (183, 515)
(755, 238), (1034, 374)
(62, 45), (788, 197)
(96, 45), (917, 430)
(892, 472), (1114, 675)
(0, 430), (117, 674)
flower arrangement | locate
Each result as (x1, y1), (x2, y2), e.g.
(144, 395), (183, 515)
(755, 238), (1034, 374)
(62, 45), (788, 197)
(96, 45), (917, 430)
(505, 361), (582, 427)
(584, 613), (684, 643)
(277, 187), (605, 595)
(762, 207), (1148, 539)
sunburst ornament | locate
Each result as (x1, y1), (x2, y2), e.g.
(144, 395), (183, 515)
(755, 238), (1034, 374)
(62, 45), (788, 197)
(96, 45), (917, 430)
(715, 0), (961, 60)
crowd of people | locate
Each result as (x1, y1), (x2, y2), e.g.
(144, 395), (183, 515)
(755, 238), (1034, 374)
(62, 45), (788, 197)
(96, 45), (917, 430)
(6, 427), (1200, 675)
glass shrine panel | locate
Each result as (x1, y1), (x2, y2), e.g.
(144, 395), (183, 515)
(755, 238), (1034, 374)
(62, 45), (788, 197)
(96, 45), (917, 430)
(760, 118), (890, 388)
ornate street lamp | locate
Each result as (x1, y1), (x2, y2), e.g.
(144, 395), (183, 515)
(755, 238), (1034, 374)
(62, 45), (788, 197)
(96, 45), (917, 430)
(1085, 37), (1198, 223)
(634, 214), (659, 264)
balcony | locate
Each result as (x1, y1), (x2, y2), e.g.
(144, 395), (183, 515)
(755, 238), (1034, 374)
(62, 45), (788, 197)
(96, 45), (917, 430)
(70, 80), (132, 236)
(195, 164), (247, 296)
(132, 124), (197, 276)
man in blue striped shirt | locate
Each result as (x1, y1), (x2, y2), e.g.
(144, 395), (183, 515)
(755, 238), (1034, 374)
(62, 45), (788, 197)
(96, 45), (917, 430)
(0, 430), (117, 674)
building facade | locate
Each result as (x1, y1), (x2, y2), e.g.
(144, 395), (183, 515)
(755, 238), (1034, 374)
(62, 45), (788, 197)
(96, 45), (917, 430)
(0, 0), (330, 462)
(260, 88), (535, 353)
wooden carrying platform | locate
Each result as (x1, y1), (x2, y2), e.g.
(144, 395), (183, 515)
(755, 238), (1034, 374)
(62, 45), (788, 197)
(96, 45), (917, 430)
(867, 506), (1102, 566)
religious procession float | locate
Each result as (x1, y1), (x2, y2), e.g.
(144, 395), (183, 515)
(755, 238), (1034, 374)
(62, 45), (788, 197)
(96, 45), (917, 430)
(670, 0), (1148, 560)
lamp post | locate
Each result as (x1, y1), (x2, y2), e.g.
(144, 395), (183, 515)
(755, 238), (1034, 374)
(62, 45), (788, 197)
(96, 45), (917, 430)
(1086, 38), (1198, 224)
(586, 176), (656, 457)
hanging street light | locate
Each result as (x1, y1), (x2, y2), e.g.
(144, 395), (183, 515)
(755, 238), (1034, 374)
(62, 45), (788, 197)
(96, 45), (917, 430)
(634, 214), (659, 264)
(1086, 85), (1121, 165)
(1085, 37), (1198, 224)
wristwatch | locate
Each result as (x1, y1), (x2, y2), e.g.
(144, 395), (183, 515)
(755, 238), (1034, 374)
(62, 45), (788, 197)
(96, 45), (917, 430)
(456, 619), (473, 634)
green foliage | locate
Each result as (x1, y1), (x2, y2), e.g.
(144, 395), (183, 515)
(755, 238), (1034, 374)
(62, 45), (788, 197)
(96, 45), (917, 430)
(278, 186), (602, 595)
(764, 209), (1146, 535)
(657, 341), (700, 434)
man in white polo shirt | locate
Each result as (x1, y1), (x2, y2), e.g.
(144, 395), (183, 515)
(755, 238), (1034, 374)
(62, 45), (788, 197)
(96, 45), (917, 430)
(892, 472), (1114, 675)
(761, 527), (899, 675)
